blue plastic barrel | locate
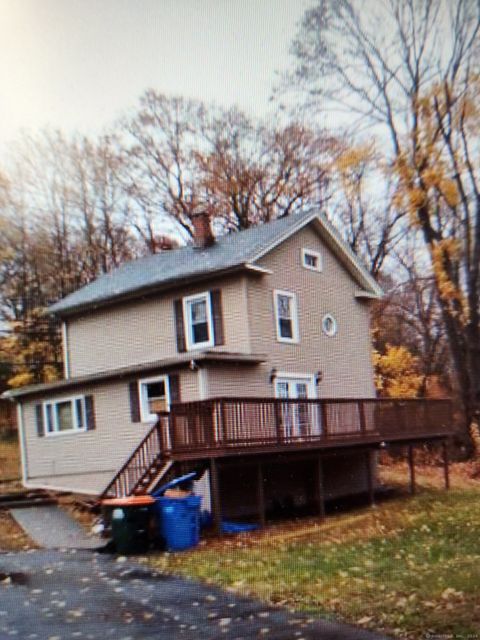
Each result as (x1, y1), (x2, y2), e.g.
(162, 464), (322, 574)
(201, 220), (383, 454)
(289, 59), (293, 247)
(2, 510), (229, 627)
(154, 495), (201, 551)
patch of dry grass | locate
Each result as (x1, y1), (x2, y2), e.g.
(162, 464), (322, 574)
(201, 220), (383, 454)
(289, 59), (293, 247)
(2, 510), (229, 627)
(0, 434), (20, 482)
(150, 463), (480, 639)
(0, 511), (36, 551)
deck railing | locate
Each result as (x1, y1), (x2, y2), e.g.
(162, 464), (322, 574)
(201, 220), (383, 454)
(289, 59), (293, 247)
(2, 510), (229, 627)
(163, 397), (453, 456)
(101, 397), (453, 498)
(101, 413), (171, 498)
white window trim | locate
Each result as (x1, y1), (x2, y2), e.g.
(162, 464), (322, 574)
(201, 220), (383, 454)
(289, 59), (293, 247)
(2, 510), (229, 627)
(138, 375), (170, 423)
(322, 313), (338, 337)
(274, 372), (317, 399)
(43, 396), (87, 437)
(273, 289), (300, 344)
(301, 248), (322, 272)
(182, 291), (215, 351)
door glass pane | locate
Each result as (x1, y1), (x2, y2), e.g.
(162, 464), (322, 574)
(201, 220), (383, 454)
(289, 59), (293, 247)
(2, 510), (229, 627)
(295, 383), (308, 399)
(276, 381), (289, 398)
(56, 401), (73, 431)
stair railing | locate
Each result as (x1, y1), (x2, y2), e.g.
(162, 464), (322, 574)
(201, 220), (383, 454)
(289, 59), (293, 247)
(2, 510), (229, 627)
(100, 412), (170, 499)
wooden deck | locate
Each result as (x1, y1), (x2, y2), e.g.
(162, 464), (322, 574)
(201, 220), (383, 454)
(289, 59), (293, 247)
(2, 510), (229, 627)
(160, 397), (453, 457)
(102, 397), (453, 499)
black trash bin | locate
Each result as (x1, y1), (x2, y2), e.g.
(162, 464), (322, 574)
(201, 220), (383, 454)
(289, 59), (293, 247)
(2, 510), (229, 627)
(102, 495), (155, 554)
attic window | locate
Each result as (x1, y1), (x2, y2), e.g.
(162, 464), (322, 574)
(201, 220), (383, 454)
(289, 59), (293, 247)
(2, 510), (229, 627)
(302, 248), (322, 272)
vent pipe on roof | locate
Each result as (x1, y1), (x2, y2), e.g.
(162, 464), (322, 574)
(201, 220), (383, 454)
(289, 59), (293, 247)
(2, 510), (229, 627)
(191, 212), (215, 248)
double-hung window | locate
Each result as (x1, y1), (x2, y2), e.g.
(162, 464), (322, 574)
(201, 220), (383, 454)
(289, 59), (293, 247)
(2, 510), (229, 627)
(138, 376), (170, 423)
(183, 292), (214, 350)
(43, 397), (86, 435)
(273, 290), (299, 343)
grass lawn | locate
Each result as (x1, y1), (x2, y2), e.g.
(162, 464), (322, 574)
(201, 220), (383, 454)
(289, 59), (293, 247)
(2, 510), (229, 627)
(150, 462), (480, 639)
(0, 433), (36, 551)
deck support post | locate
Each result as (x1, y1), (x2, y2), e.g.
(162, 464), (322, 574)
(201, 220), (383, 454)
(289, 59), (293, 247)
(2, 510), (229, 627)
(365, 450), (375, 506)
(442, 440), (450, 490)
(209, 458), (222, 535)
(408, 445), (416, 495)
(257, 462), (266, 527)
(315, 456), (326, 518)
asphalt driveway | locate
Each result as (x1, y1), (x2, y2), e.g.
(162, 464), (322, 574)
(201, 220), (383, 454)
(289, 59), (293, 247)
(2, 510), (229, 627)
(0, 549), (389, 640)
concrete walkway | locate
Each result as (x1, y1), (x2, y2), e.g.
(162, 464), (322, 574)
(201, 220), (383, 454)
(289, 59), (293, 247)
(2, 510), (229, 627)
(10, 505), (104, 549)
(0, 549), (390, 640)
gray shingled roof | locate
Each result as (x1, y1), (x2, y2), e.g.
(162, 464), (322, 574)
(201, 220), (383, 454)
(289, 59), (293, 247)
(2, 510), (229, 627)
(49, 210), (382, 316)
(49, 211), (318, 315)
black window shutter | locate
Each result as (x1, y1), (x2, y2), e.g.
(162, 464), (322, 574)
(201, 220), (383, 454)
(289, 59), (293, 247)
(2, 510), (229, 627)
(169, 374), (181, 405)
(35, 404), (44, 437)
(85, 395), (96, 431)
(211, 289), (225, 346)
(129, 381), (141, 423)
(174, 299), (186, 352)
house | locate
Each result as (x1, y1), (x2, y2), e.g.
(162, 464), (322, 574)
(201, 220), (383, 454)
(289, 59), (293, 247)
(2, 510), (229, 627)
(3, 211), (452, 528)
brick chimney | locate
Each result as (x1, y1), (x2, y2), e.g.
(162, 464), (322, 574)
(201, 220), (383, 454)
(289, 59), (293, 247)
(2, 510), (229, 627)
(191, 213), (215, 248)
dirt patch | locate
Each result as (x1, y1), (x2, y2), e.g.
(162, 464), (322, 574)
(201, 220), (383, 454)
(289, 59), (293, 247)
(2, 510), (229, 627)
(0, 511), (36, 551)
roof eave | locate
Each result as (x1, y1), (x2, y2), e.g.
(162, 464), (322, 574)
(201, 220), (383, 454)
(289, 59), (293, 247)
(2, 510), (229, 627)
(49, 263), (263, 318)
(2, 351), (267, 400)
(248, 211), (383, 298)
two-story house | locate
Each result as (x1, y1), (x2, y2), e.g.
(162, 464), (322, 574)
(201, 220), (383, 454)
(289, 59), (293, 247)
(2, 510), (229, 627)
(4, 211), (452, 528)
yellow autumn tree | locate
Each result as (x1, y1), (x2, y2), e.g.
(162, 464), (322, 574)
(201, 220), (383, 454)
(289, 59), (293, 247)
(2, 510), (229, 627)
(373, 345), (423, 399)
(0, 310), (62, 389)
(288, 0), (480, 428)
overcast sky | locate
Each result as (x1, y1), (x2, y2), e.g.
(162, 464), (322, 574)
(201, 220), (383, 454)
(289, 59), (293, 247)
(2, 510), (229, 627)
(0, 0), (307, 154)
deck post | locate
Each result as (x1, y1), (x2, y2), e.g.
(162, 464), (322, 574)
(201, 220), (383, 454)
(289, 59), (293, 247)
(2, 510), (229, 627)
(316, 456), (326, 518)
(365, 449), (375, 506)
(442, 440), (450, 490)
(209, 458), (222, 535)
(257, 462), (266, 527)
(407, 445), (416, 495)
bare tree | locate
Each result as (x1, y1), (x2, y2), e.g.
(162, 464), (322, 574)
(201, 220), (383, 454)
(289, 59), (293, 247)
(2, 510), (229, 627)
(287, 0), (480, 425)
(120, 91), (332, 245)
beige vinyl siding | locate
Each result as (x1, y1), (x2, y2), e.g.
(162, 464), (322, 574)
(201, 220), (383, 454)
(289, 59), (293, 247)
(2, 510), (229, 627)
(205, 364), (271, 398)
(247, 224), (376, 399)
(67, 276), (251, 377)
(21, 369), (199, 494)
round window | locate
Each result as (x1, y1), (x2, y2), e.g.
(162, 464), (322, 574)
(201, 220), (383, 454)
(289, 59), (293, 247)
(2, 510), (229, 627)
(322, 314), (337, 337)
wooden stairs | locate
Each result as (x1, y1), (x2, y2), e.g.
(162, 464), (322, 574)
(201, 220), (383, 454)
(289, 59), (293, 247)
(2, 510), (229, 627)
(100, 417), (205, 499)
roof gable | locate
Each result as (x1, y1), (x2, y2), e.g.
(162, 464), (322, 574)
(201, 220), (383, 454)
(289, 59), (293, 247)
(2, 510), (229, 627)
(49, 211), (382, 316)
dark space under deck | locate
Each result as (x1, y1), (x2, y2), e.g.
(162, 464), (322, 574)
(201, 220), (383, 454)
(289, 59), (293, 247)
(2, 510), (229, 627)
(103, 397), (454, 533)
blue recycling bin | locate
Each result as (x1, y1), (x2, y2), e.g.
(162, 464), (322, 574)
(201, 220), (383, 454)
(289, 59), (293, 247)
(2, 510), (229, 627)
(154, 495), (202, 551)
(151, 472), (201, 551)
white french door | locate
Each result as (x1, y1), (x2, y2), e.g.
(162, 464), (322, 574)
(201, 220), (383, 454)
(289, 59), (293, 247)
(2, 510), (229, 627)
(275, 376), (321, 438)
